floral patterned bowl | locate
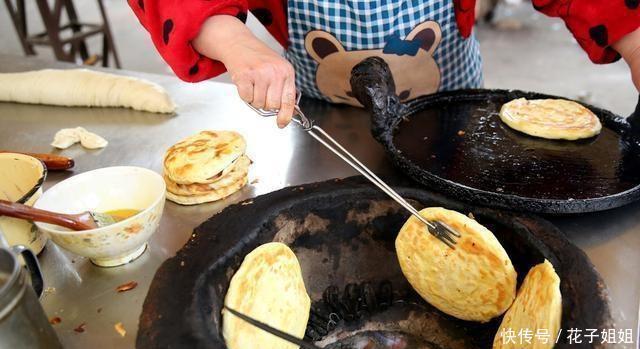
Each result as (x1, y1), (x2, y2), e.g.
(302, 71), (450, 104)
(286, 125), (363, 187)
(0, 153), (48, 254)
(34, 166), (165, 267)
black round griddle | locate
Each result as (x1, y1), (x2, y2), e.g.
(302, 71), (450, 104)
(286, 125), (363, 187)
(137, 177), (611, 349)
(350, 57), (640, 214)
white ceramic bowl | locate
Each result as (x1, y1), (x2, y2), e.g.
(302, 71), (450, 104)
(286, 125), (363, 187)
(34, 166), (165, 267)
(0, 153), (48, 254)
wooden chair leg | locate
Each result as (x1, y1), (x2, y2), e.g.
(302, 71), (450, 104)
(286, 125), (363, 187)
(7, 0), (122, 68)
(102, 33), (110, 67)
(3, 0), (36, 55)
(62, 0), (89, 61)
(35, 0), (74, 62)
(96, 0), (121, 68)
(68, 41), (77, 61)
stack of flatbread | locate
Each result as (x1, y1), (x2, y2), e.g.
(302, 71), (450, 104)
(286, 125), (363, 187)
(163, 130), (249, 205)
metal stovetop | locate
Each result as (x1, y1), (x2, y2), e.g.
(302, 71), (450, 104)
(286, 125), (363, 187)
(0, 54), (638, 348)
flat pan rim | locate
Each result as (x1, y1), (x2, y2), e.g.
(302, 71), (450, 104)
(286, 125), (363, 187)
(374, 88), (640, 215)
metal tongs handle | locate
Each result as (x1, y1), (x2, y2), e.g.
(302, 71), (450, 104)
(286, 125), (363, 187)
(245, 92), (459, 248)
(224, 306), (322, 349)
(244, 92), (314, 130)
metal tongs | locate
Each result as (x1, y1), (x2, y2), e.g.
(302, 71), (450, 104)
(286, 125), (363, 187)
(245, 93), (460, 248)
(224, 306), (322, 349)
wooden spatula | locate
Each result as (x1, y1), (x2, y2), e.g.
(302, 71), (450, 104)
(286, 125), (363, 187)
(0, 151), (74, 170)
(0, 200), (116, 231)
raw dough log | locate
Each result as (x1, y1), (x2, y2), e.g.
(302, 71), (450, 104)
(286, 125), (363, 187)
(0, 69), (176, 113)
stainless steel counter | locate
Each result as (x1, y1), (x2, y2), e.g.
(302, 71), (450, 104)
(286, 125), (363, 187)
(0, 54), (638, 348)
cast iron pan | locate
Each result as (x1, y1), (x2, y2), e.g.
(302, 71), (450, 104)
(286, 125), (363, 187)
(350, 57), (640, 214)
(137, 176), (611, 349)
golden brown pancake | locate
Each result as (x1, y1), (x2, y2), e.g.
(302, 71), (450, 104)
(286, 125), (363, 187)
(223, 242), (310, 349)
(500, 98), (601, 140)
(163, 130), (246, 184)
(493, 260), (562, 349)
(396, 207), (517, 322)
(165, 175), (247, 205)
(164, 155), (250, 196)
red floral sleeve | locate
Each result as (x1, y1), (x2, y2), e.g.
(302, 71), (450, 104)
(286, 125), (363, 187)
(128, 0), (248, 82)
(453, 0), (476, 39)
(128, 0), (289, 83)
(532, 0), (640, 63)
(454, 0), (640, 64)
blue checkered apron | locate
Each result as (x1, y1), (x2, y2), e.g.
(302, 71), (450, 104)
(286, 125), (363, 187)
(285, 0), (483, 102)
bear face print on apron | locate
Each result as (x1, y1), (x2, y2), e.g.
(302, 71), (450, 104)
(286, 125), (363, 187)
(285, 0), (483, 106)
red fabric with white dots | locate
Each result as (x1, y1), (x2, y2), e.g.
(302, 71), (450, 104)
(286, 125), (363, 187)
(127, 0), (289, 82)
(533, 0), (640, 64)
(129, 0), (640, 82)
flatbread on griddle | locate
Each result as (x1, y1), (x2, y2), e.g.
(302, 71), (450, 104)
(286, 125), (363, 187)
(493, 260), (562, 349)
(396, 207), (517, 322)
(165, 175), (247, 205)
(163, 130), (246, 184)
(500, 98), (601, 140)
(164, 155), (250, 196)
(223, 242), (310, 349)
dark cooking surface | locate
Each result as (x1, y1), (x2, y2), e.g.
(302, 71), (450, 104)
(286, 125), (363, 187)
(394, 97), (640, 200)
(350, 56), (640, 213)
(137, 177), (611, 349)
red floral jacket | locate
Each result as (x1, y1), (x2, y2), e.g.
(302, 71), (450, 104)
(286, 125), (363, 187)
(128, 0), (640, 82)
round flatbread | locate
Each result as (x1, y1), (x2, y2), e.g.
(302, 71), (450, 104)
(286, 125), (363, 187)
(164, 131), (246, 184)
(223, 242), (310, 349)
(164, 155), (251, 196)
(396, 207), (517, 322)
(165, 175), (248, 205)
(500, 98), (602, 140)
(493, 260), (562, 349)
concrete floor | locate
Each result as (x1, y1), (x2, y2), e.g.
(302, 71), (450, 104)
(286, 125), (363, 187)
(0, 0), (636, 116)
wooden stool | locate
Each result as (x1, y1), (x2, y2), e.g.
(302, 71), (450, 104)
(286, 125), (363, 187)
(4, 0), (121, 68)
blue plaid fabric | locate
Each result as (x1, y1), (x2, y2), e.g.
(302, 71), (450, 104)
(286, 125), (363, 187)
(285, 0), (483, 101)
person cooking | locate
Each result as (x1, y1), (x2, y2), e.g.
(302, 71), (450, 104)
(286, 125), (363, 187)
(128, 0), (640, 128)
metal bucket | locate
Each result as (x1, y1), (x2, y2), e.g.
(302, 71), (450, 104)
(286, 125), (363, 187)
(0, 244), (62, 348)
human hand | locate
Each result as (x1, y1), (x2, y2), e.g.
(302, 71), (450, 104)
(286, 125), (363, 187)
(224, 36), (296, 128)
(613, 27), (640, 92)
(194, 15), (296, 128)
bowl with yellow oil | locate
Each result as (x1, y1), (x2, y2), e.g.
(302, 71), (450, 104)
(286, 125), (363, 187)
(34, 166), (165, 267)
